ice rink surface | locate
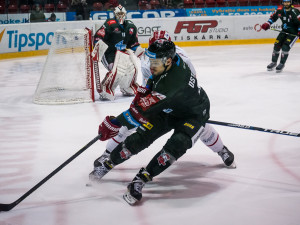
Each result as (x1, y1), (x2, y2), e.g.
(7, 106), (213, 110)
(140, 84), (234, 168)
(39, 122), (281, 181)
(0, 44), (300, 225)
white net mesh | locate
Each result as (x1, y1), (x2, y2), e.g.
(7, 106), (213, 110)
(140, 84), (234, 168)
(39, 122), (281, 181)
(33, 29), (94, 104)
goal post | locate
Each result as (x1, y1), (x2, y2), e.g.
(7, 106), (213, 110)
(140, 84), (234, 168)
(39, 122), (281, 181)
(33, 28), (96, 104)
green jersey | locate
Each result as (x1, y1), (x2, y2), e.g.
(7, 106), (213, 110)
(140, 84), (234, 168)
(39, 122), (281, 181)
(268, 6), (300, 35)
(144, 55), (209, 119)
(94, 18), (139, 63)
(118, 55), (210, 129)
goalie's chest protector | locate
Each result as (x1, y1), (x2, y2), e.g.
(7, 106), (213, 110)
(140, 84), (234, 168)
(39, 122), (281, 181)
(105, 19), (136, 47)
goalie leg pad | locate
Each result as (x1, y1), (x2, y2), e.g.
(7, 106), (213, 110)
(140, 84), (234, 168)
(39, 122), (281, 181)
(119, 50), (139, 96)
(100, 50), (136, 99)
(99, 71), (117, 100)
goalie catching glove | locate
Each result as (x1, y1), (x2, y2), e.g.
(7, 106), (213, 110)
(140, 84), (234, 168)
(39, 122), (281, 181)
(98, 116), (121, 141)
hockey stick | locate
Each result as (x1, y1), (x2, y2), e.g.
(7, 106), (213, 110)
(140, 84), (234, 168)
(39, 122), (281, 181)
(0, 134), (101, 212)
(270, 28), (299, 37)
(208, 120), (300, 137)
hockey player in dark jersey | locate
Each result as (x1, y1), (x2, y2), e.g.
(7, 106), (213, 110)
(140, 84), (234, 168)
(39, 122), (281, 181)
(88, 40), (235, 205)
(261, 0), (300, 72)
(92, 5), (144, 100)
(97, 30), (233, 174)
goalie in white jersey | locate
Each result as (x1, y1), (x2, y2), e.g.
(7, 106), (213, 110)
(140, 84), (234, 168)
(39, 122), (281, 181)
(89, 30), (236, 183)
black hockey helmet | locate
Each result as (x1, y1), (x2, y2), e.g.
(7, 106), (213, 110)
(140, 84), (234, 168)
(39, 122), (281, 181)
(146, 40), (176, 62)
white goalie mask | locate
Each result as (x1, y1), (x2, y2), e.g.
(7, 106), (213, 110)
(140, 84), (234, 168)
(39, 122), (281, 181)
(114, 5), (127, 25)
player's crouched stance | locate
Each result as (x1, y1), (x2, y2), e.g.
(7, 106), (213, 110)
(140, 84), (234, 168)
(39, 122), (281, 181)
(89, 40), (236, 205)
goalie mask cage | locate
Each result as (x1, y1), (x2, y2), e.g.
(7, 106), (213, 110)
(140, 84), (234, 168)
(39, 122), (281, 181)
(33, 28), (95, 104)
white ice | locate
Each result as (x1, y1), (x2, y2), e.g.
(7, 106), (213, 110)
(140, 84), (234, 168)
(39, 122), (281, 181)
(0, 44), (300, 225)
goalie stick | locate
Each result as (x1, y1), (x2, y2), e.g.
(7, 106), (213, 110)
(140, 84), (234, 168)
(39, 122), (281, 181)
(270, 28), (299, 37)
(208, 120), (300, 137)
(0, 134), (101, 212)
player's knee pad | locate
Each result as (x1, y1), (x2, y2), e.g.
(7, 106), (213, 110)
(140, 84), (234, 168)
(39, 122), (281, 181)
(274, 42), (282, 51)
(164, 132), (192, 159)
(200, 124), (224, 152)
(123, 129), (155, 155)
(110, 142), (133, 165)
(106, 126), (136, 153)
(281, 44), (290, 52)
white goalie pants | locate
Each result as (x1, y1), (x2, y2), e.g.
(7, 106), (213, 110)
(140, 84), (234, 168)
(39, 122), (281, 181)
(99, 50), (139, 101)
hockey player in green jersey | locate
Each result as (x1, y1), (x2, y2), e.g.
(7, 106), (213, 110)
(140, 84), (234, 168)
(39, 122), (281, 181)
(89, 40), (235, 205)
(261, 0), (300, 72)
(92, 5), (144, 100)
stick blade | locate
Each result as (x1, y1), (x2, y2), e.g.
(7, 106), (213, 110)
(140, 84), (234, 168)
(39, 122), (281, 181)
(0, 203), (16, 212)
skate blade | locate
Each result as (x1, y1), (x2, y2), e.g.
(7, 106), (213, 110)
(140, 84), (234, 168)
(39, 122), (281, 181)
(276, 70), (283, 73)
(226, 161), (237, 169)
(123, 191), (138, 206)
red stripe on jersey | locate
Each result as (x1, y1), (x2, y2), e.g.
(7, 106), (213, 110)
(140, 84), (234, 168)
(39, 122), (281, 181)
(107, 20), (117, 25)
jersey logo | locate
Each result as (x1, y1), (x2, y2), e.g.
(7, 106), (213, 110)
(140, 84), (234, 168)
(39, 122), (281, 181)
(163, 108), (173, 113)
(107, 20), (117, 25)
(115, 40), (126, 51)
(120, 148), (132, 159)
(114, 28), (121, 34)
(97, 28), (105, 38)
(184, 123), (195, 129)
(157, 152), (171, 166)
(138, 92), (166, 111)
(129, 28), (134, 35)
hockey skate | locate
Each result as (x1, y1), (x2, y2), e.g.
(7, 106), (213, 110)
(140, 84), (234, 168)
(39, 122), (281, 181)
(218, 146), (236, 168)
(275, 63), (285, 73)
(89, 154), (114, 183)
(123, 168), (152, 205)
(267, 62), (277, 71)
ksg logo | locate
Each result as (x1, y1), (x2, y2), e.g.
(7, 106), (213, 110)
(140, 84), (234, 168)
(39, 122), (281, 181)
(174, 20), (218, 34)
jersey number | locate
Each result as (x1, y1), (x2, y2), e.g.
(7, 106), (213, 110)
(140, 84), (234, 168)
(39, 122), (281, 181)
(188, 75), (196, 88)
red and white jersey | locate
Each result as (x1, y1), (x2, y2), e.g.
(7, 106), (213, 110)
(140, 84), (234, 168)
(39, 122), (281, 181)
(140, 45), (197, 86)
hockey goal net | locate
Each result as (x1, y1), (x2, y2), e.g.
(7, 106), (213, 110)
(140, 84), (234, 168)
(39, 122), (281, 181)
(33, 28), (95, 104)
